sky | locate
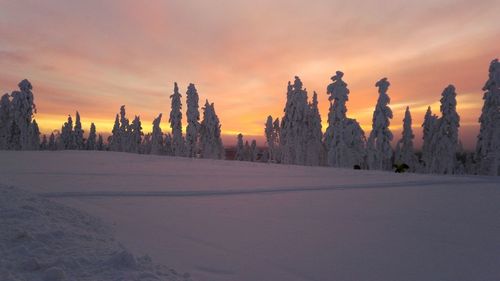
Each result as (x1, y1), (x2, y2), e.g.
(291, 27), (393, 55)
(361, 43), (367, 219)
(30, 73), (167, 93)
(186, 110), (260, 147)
(1, 0), (499, 149)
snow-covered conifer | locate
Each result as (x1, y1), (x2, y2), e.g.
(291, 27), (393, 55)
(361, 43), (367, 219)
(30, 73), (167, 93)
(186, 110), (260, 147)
(110, 114), (121, 151)
(325, 71), (365, 168)
(164, 133), (173, 156)
(367, 78), (393, 170)
(421, 106), (438, 172)
(97, 134), (104, 151)
(244, 140), (251, 161)
(0, 94), (12, 149)
(40, 134), (47, 150)
(185, 83), (200, 157)
(199, 100), (224, 159)
(130, 116), (143, 153)
(250, 140), (258, 162)
(28, 119), (40, 150)
(48, 132), (57, 150)
(142, 133), (152, 154)
(170, 82), (184, 156)
(10, 79), (36, 150)
(324, 72), (348, 167)
(265, 116), (274, 162)
(61, 115), (74, 149)
(151, 114), (164, 155)
(395, 107), (417, 171)
(272, 118), (281, 163)
(86, 123), (97, 150)
(280, 76), (308, 165)
(343, 118), (366, 168)
(475, 59), (500, 175)
(305, 92), (323, 166)
(428, 85), (460, 174)
(119, 105), (130, 152)
(235, 133), (245, 161)
(73, 111), (84, 150)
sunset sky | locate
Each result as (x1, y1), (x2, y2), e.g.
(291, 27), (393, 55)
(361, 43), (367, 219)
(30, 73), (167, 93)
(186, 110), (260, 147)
(1, 0), (499, 149)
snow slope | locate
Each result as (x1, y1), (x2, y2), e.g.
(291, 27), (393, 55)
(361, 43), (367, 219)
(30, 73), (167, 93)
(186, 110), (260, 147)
(0, 151), (499, 281)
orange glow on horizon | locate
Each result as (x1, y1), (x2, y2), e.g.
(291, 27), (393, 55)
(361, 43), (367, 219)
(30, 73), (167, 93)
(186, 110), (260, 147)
(1, 1), (498, 149)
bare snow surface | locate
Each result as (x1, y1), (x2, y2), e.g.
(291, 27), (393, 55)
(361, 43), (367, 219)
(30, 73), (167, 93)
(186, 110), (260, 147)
(1, 151), (499, 281)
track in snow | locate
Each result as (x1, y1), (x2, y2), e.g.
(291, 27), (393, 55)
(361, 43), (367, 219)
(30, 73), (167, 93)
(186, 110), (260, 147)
(39, 179), (485, 199)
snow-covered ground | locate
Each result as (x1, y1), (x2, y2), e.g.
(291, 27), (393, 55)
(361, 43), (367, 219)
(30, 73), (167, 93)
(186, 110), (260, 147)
(0, 151), (499, 281)
(0, 185), (193, 281)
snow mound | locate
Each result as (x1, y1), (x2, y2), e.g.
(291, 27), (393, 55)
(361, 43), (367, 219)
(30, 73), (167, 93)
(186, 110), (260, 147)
(0, 185), (193, 281)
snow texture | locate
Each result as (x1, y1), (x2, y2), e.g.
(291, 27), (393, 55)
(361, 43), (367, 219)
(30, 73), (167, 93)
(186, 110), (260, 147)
(1, 151), (499, 281)
(0, 185), (193, 281)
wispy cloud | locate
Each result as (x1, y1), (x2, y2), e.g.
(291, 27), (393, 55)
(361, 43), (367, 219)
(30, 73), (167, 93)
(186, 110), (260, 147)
(0, 0), (498, 148)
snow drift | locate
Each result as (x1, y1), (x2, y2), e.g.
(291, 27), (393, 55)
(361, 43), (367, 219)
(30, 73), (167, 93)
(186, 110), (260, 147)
(0, 185), (193, 281)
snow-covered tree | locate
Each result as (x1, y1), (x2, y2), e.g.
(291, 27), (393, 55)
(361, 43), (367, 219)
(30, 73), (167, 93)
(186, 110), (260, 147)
(199, 100), (224, 159)
(235, 133), (245, 161)
(367, 78), (393, 170)
(119, 105), (130, 152)
(243, 140), (251, 161)
(264, 116), (282, 163)
(343, 118), (367, 168)
(73, 111), (84, 150)
(304, 92), (323, 166)
(164, 133), (173, 156)
(10, 79), (36, 150)
(280, 76), (308, 165)
(185, 83), (200, 158)
(421, 106), (438, 172)
(40, 134), (48, 150)
(428, 85), (460, 174)
(48, 132), (57, 150)
(61, 115), (74, 149)
(325, 72), (348, 167)
(86, 123), (97, 150)
(395, 107), (417, 171)
(107, 105), (136, 152)
(250, 140), (258, 162)
(260, 148), (269, 163)
(264, 116), (276, 162)
(151, 114), (164, 155)
(324, 71), (365, 168)
(142, 133), (152, 154)
(0, 94), (12, 149)
(475, 58), (500, 176)
(97, 134), (104, 151)
(109, 114), (121, 151)
(28, 119), (40, 150)
(169, 82), (185, 156)
(272, 118), (281, 163)
(129, 116), (143, 153)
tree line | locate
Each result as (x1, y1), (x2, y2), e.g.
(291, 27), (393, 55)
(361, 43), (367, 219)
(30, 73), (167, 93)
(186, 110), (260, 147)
(246, 59), (498, 176)
(0, 81), (224, 159)
(0, 59), (498, 175)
